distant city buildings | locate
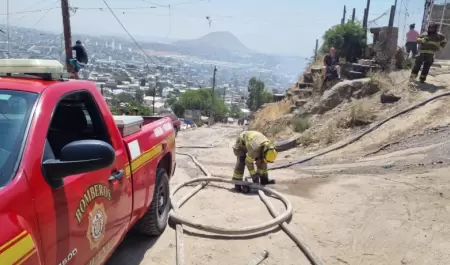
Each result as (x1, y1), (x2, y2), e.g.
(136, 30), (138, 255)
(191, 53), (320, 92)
(0, 25), (302, 116)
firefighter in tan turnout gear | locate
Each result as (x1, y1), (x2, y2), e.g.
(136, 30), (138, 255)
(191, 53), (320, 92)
(232, 131), (278, 193)
(410, 22), (448, 83)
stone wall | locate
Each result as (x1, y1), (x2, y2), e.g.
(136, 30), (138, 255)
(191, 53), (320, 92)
(371, 26), (399, 70)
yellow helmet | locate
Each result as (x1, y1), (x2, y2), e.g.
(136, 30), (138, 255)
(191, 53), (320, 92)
(263, 144), (277, 163)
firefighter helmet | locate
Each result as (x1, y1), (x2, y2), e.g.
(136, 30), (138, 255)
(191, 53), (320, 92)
(263, 144), (278, 163)
(428, 22), (439, 30)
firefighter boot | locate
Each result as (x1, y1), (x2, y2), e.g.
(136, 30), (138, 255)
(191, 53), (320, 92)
(233, 178), (243, 192)
(260, 174), (275, 185)
(241, 184), (251, 194)
(252, 175), (260, 185)
(419, 75), (426, 83)
(241, 178), (251, 193)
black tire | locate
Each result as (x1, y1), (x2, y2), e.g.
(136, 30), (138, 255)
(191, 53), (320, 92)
(134, 168), (171, 236)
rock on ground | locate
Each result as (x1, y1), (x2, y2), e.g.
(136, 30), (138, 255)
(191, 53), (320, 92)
(311, 78), (380, 114)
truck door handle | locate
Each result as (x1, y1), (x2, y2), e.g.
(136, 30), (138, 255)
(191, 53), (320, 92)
(109, 169), (125, 182)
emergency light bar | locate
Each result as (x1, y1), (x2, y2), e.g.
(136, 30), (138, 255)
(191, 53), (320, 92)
(0, 59), (65, 79)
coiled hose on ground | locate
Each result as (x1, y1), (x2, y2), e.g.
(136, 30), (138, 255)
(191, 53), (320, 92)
(171, 91), (450, 264)
(171, 152), (324, 265)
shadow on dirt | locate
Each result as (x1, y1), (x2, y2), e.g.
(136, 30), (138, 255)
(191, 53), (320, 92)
(417, 82), (443, 93)
(105, 234), (159, 265)
(275, 176), (332, 198)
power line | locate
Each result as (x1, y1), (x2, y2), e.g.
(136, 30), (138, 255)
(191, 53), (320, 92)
(0, 2), (179, 16)
(31, 1), (58, 28)
(101, 0), (155, 65)
(0, 0), (55, 24)
(141, 0), (206, 7)
(0, 8), (57, 16)
(141, 0), (164, 6)
(367, 7), (390, 24)
(401, 0), (410, 43)
(107, 8), (342, 29)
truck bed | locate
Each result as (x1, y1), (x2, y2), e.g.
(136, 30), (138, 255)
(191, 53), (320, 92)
(113, 115), (167, 137)
(142, 116), (164, 126)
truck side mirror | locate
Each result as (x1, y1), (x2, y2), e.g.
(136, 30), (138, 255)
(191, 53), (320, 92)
(42, 140), (116, 188)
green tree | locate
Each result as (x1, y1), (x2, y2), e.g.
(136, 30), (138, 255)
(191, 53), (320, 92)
(145, 88), (156, 97)
(135, 89), (144, 104)
(229, 104), (243, 118)
(114, 72), (131, 84)
(116, 92), (134, 103)
(321, 21), (366, 62)
(173, 88), (228, 120)
(172, 101), (185, 117)
(246, 77), (273, 111)
(126, 100), (153, 115)
(109, 105), (121, 115)
(166, 96), (177, 106)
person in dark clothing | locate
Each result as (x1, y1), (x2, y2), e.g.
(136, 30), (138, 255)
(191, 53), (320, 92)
(323, 47), (341, 80)
(410, 22), (448, 83)
(68, 40), (88, 73)
(72, 40), (88, 64)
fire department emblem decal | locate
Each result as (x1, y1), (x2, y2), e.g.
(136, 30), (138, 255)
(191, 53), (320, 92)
(86, 203), (107, 250)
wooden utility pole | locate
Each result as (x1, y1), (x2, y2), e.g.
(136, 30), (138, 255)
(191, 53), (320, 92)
(362, 0), (371, 28)
(388, 5), (396, 27)
(439, 0), (448, 31)
(6, 0), (10, 57)
(153, 76), (158, 114)
(341, 5), (347, 25)
(362, 8), (368, 28)
(352, 8), (356, 22)
(209, 66), (217, 125)
(61, 0), (74, 73)
(365, 0), (371, 22)
(313, 39), (319, 62)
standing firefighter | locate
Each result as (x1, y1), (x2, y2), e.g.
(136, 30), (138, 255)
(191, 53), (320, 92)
(410, 22), (447, 83)
(232, 131), (278, 193)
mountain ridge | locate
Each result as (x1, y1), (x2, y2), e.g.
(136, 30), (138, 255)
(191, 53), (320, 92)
(174, 31), (252, 53)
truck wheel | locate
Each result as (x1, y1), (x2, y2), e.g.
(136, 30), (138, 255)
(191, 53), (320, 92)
(135, 168), (171, 236)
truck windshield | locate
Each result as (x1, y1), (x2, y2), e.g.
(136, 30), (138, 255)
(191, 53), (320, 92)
(0, 90), (38, 187)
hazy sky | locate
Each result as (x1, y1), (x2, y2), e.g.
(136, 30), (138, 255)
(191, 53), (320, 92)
(1, 0), (424, 56)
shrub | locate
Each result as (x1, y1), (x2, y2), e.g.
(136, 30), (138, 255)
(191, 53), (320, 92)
(292, 115), (310, 133)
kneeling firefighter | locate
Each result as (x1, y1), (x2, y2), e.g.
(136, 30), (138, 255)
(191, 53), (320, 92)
(410, 22), (447, 83)
(232, 131), (278, 192)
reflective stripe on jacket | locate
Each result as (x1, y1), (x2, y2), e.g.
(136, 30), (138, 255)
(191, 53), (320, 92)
(418, 33), (447, 54)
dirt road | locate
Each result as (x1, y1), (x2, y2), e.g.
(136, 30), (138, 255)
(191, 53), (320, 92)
(107, 124), (450, 265)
